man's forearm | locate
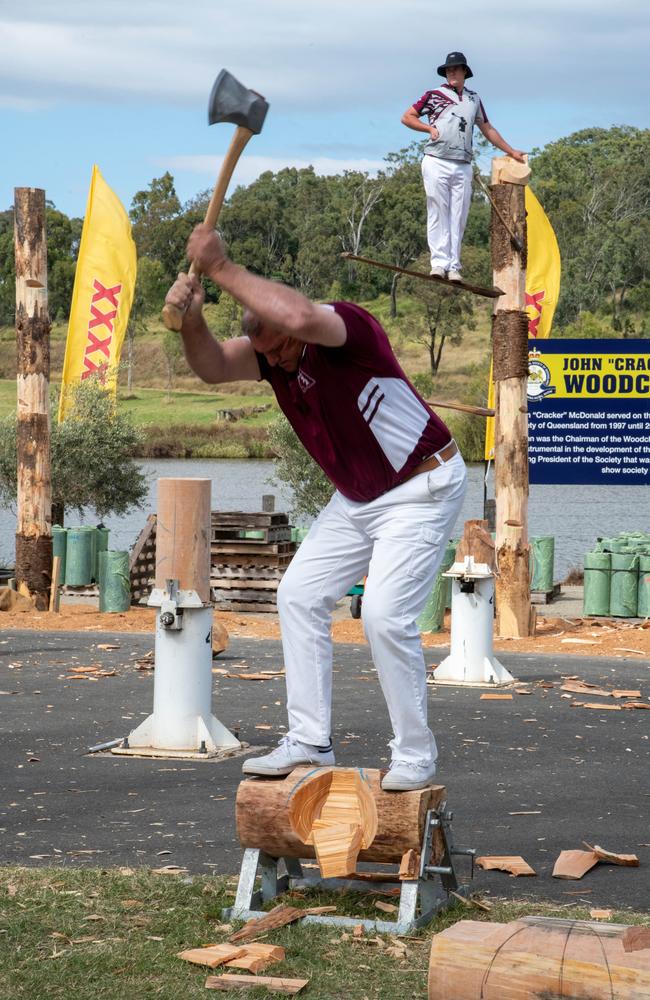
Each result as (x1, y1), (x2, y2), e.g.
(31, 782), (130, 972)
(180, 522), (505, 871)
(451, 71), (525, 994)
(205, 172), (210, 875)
(484, 125), (516, 155)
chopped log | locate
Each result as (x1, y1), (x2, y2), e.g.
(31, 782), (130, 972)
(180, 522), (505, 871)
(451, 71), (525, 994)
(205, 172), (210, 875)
(225, 942), (285, 973)
(587, 843), (640, 867)
(454, 519), (496, 572)
(155, 479), (211, 603)
(428, 917), (650, 999)
(205, 974), (309, 994)
(236, 766), (445, 865)
(177, 943), (245, 968)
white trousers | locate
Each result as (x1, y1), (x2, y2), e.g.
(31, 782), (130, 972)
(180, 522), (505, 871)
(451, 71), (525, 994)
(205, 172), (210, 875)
(421, 156), (473, 272)
(276, 452), (467, 766)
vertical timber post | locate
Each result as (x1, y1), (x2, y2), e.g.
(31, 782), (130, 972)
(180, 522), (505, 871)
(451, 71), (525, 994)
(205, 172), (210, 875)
(14, 188), (52, 610)
(490, 158), (533, 637)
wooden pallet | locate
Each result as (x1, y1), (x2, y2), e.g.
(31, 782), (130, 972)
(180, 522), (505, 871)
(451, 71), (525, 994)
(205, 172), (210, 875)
(213, 588), (278, 603)
(211, 578), (280, 591)
(214, 600), (279, 614)
(211, 512), (289, 527)
(213, 565), (285, 581)
(531, 582), (562, 605)
(129, 514), (157, 605)
(211, 542), (294, 557)
(211, 526), (292, 544)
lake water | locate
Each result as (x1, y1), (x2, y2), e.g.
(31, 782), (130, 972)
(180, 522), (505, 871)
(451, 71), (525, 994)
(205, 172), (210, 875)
(1, 458), (647, 579)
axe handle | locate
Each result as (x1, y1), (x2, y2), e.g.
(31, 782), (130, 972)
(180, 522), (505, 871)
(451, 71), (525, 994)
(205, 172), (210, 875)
(162, 125), (255, 332)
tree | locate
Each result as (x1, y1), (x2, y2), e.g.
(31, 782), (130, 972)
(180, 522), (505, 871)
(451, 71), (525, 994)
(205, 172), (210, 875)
(0, 378), (148, 527)
(129, 173), (187, 283)
(162, 329), (185, 401)
(268, 414), (333, 518)
(124, 256), (168, 393)
(376, 144), (428, 317)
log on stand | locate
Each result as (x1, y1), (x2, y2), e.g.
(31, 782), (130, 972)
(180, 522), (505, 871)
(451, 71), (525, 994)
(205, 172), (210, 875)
(237, 766), (444, 865)
(428, 916), (650, 1000)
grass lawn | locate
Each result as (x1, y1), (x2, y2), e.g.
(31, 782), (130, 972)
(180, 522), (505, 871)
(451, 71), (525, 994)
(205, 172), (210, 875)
(1, 867), (647, 999)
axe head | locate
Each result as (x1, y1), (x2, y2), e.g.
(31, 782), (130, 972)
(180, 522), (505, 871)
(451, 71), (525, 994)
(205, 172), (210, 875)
(208, 69), (269, 135)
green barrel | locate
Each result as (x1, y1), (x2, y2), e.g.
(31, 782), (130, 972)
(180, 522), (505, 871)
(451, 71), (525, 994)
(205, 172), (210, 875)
(638, 555), (650, 618)
(530, 535), (555, 593)
(609, 552), (639, 617)
(418, 541), (457, 634)
(99, 550), (131, 612)
(95, 526), (109, 581)
(52, 526), (67, 582)
(64, 528), (94, 586)
(583, 551), (611, 616)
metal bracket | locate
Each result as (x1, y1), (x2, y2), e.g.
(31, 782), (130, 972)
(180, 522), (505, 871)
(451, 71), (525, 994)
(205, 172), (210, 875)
(224, 803), (474, 935)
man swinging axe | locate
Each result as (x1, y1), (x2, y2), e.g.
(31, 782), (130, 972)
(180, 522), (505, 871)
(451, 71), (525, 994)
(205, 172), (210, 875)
(402, 51), (525, 281)
(165, 231), (467, 791)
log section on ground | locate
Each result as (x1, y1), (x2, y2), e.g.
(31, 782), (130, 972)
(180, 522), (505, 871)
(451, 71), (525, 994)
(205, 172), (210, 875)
(236, 766), (445, 866)
(428, 917), (650, 1000)
(341, 253), (504, 299)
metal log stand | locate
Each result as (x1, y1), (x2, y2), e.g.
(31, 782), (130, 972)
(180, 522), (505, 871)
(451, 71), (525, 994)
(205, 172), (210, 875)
(225, 801), (475, 935)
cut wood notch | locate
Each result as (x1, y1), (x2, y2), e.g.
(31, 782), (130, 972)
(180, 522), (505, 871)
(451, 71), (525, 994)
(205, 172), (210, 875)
(288, 768), (378, 878)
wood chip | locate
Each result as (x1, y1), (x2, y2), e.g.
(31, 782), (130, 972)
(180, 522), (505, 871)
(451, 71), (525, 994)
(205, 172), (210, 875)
(561, 638), (599, 645)
(177, 943), (245, 968)
(303, 905), (337, 916)
(622, 926), (650, 952)
(97, 643), (120, 650)
(589, 909), (613, 920)
(225, 942), (285, 974)
(613, 648), (645, 655)
(374, 900), (398, 914)
(398, 849), (420, 880)
(552, 849), (598, 880)
(205, 974), (309, 994)
(479, 694), (513, 701)
(585, 843), (640, 867)
(573, 702), (622, 711)
(611, 689), (642, 698)
(621, 701), (650, 710)
(225, 672), (284, 681)
(475, 855), (536, 876)
(229, 905), (305, 944)
(151, 865), (189, 876)
(561, 681), (613, 697)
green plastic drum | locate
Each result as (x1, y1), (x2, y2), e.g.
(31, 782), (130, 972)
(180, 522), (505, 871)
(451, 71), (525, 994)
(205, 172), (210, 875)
(52, 526), (67, 582)
(637, 555), (650, 619)
(99, 550), (131, 613)
(417, 541), (457, 634)
(530, 535), (555, 593)
(583, 551), (611, 617)
(609, 552), (639, 617)
(64, 528), (94, 586)
(95, 526), (109, 581)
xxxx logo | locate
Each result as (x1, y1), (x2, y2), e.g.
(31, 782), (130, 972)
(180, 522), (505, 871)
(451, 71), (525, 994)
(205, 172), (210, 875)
(297, 369), (315, 393)
(526, 289), (545, 338)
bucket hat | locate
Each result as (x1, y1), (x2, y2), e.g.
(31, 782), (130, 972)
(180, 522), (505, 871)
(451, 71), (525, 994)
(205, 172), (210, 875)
(437, 51), (473, 79)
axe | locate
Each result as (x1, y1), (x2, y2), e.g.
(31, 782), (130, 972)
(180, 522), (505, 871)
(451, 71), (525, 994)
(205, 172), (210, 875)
(162, 69), (269, 331)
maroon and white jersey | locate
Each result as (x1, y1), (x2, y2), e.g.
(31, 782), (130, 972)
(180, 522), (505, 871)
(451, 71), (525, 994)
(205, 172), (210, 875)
(413, 84), (488, 162)
(256, 302), (452, 503)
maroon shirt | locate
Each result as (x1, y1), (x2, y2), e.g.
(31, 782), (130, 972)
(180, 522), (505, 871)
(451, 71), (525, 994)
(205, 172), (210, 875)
(256, 302), (452, 502)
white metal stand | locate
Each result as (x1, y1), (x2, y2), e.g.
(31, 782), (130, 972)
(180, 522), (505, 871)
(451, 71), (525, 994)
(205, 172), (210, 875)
(434, 557), (514, 686)
(123, 581), (240, 753)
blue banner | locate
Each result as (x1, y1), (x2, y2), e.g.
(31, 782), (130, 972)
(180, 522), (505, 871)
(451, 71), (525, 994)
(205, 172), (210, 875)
(527, 339), (650, 485)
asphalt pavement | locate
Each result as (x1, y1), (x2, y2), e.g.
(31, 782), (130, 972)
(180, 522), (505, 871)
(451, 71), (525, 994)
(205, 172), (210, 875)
(1, 629), (648, 911)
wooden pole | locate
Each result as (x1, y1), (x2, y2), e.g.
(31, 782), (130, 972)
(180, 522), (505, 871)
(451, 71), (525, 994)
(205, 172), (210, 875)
(490, 158), (533, 637)
(14, 188), (52, 610)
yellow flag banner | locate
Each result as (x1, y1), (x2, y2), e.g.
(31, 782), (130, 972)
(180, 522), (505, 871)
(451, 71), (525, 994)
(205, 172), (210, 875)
(59, 165), (136, 421)
(484, 186), (561, 460)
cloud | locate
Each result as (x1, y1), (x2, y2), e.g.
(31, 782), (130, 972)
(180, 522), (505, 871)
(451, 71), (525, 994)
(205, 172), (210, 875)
(160, 154), (386, 186)
(1, 1), (648, 113)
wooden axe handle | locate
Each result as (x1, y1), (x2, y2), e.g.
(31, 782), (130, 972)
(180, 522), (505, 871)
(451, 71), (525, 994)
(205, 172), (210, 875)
(162, 125), (255, 332)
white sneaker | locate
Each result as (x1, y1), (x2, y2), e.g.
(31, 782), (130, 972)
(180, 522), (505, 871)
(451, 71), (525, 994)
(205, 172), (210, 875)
(381, 760), (437, 791)
(447, 270), (462, 282)
(429, 266), (446, 278)
(242, 736), (335, 777)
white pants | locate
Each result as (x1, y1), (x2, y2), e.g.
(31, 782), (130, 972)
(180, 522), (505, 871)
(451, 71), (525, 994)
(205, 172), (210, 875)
(276, 451), (467, 766)
(421, 156), (473, 272)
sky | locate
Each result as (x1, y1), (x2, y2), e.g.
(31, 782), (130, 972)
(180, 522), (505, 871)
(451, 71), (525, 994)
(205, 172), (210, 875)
(2, 0), (649, 218)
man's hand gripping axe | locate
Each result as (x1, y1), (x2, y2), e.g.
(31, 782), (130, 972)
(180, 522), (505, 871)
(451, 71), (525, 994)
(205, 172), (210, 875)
(161, 69), (269, 331)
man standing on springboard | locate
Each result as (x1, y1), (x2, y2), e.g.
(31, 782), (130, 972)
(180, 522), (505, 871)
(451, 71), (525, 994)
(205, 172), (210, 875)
(402, 51), (525, 281)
